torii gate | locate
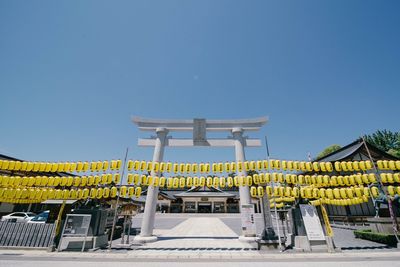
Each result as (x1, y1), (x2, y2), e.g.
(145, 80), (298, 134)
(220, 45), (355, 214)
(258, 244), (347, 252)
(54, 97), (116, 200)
(132, 117), (268, 242)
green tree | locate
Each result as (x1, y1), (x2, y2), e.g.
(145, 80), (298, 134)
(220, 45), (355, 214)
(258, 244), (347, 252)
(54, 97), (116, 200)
(387, 149), (400, 158)
(364, 130), (400, 158)
(316, 144), (342, 159)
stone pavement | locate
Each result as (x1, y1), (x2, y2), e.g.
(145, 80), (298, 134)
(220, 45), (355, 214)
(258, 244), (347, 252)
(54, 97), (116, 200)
(1, 214), (400, 262)
(132, 213), (287, 238)
(154, 217), (238, 237)
(128, 213), (393, 252)
(1, 213), (398, 263)
(137, 217), (255, 252)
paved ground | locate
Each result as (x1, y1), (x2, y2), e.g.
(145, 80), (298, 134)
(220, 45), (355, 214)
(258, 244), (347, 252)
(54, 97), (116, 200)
(138, 216), (255, 251)
(127, 213), (285, 251)
(129, 213), (393, 252)
(132, 215), (186, 230)
(133, 213), (288, 236)
(332, 226), (393, 250)
(2, 259), (400, 267)
(1, 250), (400, 267)
(0, 213), (398, 266)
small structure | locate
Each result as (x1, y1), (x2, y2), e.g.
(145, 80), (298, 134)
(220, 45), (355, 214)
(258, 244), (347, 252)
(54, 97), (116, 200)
(174, 187), (236, 213)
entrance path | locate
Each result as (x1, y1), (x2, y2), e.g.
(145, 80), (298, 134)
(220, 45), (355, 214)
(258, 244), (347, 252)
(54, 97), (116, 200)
(130, 213), (393, 253)
(155, 217), (237, 237)
(142, 217), (256, 250)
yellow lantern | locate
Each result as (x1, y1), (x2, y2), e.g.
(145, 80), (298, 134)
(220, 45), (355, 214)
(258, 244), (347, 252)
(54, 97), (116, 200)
(159, 177), (166, 187)
(120, 186), (127, 197)
(135, 187), (142, 198)
(110, 186), (116, 198)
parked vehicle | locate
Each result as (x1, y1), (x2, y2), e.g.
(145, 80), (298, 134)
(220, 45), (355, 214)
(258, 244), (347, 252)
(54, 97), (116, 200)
(27, 210), (50, 223)
(1, 212), (36, 223)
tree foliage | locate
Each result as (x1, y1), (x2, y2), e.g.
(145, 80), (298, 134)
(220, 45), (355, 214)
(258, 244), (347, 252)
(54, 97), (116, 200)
(387, 149), (400, 158)
(364, 130), (400, 158)
(316, 144), (342, 160)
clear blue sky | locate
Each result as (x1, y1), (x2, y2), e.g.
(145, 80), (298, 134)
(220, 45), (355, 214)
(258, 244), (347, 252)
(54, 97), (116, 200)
(1, 1), (399, 164)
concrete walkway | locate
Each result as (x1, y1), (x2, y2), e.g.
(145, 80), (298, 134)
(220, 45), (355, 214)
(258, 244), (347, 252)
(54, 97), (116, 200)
(143, 217), (255, 250)
(1, 214), (399, 263)
(155, 217), (238, 237)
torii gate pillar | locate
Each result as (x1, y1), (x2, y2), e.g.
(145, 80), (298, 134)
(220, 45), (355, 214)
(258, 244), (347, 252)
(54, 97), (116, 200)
(232, 127), (251, 205)
(133, 117), (267, 243)
(136, 128), (168, 242)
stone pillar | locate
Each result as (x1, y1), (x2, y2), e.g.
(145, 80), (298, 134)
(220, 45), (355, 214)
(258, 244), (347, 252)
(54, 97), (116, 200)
(232, 128), (251, 206)
(233, 127), (256, 242)
(135, 127), (167, 242)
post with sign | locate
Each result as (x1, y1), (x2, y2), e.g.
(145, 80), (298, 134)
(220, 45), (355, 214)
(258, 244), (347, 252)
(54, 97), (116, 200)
(241, 204), (256, 237)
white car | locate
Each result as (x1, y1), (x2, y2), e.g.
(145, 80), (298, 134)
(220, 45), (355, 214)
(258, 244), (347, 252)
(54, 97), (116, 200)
(1, 212), (36, 223)
(27, 211), (49, 223)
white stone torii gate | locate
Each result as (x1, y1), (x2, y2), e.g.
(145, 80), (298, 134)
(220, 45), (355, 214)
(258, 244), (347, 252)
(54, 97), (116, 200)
(132, 116), (268, 242)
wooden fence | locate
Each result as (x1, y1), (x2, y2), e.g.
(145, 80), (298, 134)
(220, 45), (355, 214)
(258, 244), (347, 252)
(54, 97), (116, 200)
(0, 221), (55, 248)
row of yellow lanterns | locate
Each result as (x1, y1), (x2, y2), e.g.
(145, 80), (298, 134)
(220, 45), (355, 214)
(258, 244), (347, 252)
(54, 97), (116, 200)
(0, 198), (43, 204)
(282, 173), (398, 186)
(135, 172), (395, 188)
(0, 186), (142, 202)
(126, 159), (400, 173)
(2, 172), (399, 189)
(2, 158), (400, 174)
(0, 180), (382, 200)
(132, 172), (389, 188)
(3, 159), (399, 174)
(249, 185), (381, 200)
(310, 197), (369, 207)
(0, 160), (122, 173)
(0, 174), (121, 188)
(269, 196), (296, 203)
(126, 160), (377, 173)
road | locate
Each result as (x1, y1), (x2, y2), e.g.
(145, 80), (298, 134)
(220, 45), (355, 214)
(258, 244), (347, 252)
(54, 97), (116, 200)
(1, 254), (400, 267)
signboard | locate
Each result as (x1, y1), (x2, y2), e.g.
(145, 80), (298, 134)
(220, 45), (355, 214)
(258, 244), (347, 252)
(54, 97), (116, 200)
(58, 214), (92, 252)
(241, 204), (256, 236)
(63, 214), (91, 236)
(300, 204), (325, 241)
(120, 204), (138, 216)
